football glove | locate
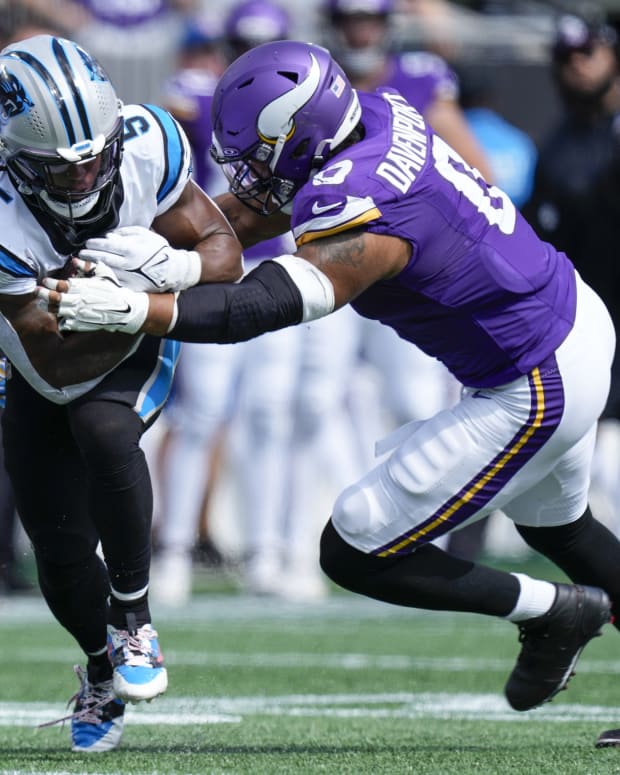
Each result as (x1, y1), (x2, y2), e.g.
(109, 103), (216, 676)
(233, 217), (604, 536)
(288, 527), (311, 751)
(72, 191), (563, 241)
(79, 225), (201, 292)
(39, 261), (149, 334)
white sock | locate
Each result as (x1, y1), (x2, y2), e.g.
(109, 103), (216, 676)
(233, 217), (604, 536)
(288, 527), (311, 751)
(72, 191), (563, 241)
(86, 645), (108, 657)
(506, 573), (558, 622)
(109, 583), (149, 603)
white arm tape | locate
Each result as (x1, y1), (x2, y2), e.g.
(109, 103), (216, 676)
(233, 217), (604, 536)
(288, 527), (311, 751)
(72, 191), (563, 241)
(272, 254), (335, 322)
(167, 292), (181, 334)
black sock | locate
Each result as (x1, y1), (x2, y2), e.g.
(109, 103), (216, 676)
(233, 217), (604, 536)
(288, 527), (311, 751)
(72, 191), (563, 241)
(516, 507), (620, 630)
(107, 593), (151, 631)
(87, 652), (113, 684)
(320, 519), (520, 616)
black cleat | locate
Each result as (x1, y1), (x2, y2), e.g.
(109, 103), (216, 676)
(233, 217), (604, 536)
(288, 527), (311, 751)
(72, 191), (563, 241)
(596, 728), (620, 748)
(504, 583), (611, 712)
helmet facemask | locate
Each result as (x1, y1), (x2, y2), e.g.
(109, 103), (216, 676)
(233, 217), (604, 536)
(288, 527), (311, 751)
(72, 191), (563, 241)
(6, 118), (124, 229)
(213, 139), (299, 215)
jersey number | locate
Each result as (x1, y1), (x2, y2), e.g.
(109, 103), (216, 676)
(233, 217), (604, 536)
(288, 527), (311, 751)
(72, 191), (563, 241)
(123, 115), (150, 141)
(432, 136), (516, 235)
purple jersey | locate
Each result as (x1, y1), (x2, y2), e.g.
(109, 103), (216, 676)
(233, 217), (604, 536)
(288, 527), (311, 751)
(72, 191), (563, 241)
(382, 51), (459, 114)
(79, 0), (166, 26)
(291, 89), (576, 389)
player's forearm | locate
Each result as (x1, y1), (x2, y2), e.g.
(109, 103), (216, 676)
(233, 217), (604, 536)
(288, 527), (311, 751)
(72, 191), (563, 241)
(42, 256), (334, 342)
(194, 231), (245, 283)
(155, 261), (305, 343)
(213, 193), (291, 249)
(140, 294), (177, 337)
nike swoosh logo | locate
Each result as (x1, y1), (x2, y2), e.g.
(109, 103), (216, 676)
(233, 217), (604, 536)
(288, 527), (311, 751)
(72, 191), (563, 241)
(311, 201), (343, 215)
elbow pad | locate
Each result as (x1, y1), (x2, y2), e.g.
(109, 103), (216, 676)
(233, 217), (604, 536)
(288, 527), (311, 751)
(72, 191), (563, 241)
(170, 260), (304, 343)
(272, 254), (335, 321)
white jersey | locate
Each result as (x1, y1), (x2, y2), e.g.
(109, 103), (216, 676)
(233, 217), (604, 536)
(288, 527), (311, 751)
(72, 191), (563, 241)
(0, 103), (192, 404)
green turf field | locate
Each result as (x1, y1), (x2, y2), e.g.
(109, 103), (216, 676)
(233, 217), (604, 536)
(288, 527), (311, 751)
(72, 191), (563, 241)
(3, 556), (620, 775)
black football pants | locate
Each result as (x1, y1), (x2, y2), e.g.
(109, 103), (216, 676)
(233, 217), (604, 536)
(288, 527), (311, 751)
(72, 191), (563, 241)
(2, 369), (154, 655)
(320, 508), (620, 625)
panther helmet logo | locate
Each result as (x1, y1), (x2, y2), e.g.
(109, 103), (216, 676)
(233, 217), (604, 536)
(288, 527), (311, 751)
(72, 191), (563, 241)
(77, 48), (109, 83)
(0, 68), (34, 120)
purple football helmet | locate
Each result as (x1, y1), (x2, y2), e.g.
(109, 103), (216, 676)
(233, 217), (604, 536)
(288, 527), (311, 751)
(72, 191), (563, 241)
(210, 40), (361, 215)
(224, 0), (291, 57)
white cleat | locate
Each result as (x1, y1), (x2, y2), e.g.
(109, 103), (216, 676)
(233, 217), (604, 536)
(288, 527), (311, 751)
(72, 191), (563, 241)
(107, 622), (168, 703)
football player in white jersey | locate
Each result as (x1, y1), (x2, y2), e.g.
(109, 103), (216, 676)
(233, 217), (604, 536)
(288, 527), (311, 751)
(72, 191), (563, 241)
(0, 35), (242, 752)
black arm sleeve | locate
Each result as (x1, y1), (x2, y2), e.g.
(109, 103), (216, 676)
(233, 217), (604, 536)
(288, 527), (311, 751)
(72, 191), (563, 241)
(169, 259), (304, 343)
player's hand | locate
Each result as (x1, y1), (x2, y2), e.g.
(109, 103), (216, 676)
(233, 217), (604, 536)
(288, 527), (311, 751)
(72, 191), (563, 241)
(78, 225), (201, 292)
(36, 262), (149, 335)
(71, 256), (120, 280)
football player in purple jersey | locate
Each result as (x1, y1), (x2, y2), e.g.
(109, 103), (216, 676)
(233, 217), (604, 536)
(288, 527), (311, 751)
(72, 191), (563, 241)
(322, 0), (490, 439)
(324, 0), (490, 557)
(40, 40), (620, 716)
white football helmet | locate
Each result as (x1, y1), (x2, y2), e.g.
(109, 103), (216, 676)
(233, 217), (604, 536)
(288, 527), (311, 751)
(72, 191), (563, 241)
(0, 35), (124, 243)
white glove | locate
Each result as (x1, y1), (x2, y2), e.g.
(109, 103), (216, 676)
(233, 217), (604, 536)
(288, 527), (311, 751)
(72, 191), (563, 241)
(39, 261), (149, 334)
(79, 225), (201, 292)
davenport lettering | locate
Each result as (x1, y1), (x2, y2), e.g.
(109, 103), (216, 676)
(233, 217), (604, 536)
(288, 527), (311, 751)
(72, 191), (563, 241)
(376, 92), (429, 194)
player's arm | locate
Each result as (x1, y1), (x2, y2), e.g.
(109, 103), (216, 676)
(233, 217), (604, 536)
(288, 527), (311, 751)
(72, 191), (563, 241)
(0, 292), (137, 389)
(78, 180), (245, 292)
(5, 179), (243, 390)
(152, 179), (244, 283)
(38, 229), (411, 343)
(213, 192), (292, 249)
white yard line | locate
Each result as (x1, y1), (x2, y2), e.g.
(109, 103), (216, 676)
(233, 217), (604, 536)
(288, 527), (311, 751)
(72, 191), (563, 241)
(0, 594), (497, 626)
(0, 772), (170, 775)
(7, 647), (620, 675)
(2, 692), (620, 727)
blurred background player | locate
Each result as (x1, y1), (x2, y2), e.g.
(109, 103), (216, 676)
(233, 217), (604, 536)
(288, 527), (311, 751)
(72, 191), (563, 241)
(224, 0), (374, 601)
(523, 11), (620, 536)
(458, 65), (537, 211)
(154, 0), (365, 603)
(13, 0), (195, 103)
(151, 0), (305, 604)
(323, 0), (493, 178)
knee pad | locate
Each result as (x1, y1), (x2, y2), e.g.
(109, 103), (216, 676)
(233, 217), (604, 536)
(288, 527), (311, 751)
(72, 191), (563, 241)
(332, 483), (376, 542)
(331, 465), (403, 554)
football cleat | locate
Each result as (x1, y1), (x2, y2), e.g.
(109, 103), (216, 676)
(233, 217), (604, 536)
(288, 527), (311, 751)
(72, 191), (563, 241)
(504, 583), (611, 711)
(70, 665), (125, 752)
(596, 728), (620, 747)
(36, 665), (125, 752)
(107, 621), (168, 703)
